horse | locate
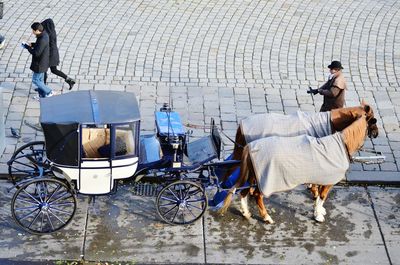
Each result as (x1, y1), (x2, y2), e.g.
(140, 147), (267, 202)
(219, 111), (378, 224)
(227, 101), (377, 169)
(222, 101), (378, 203)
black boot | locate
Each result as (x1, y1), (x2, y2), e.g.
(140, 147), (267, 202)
(65, 77), (76, 90)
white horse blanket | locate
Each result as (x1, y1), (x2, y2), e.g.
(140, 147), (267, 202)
(248, 133), (349, 197)
(240, 111), (332, 143)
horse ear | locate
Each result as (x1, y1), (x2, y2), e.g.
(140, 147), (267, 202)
(361, 99), (367, 106)
(364, 105), (371, 113)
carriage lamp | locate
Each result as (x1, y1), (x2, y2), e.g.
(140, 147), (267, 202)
(160, 102), (172, 112)
(171, 136), (182, 168)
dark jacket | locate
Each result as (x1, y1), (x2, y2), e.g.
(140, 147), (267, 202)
(318, 72), (347, 112)
(27, 31), (50, 73)
(41, 18), (60, 66)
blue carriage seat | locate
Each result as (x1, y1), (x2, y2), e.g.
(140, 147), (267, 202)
(155, 111), (185, 137)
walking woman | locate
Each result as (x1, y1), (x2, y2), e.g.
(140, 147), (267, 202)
(41, 18), (75, 90)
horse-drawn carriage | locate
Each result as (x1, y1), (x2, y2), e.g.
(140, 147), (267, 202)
(7, 91), (385, 234)
(7, 91), (236, 234)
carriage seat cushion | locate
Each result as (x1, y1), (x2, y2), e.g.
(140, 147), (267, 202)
(98, 136), (127, 157)
(82, 128), (110, 158)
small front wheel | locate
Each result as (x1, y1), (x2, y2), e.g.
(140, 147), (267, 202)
(11, 178), (77, 234)
(156, 180), (207, 225)
(8, 141), (51, 184)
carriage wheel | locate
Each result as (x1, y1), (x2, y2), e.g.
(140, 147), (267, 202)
(156, 180), (207, 225)
(11, 178), (77, 234)
(8, 141), (51, 184)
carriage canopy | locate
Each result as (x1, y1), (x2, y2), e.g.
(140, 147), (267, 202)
(40, 91), (141, 165)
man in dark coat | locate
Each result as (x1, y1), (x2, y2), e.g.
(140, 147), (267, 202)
(41, 18), (75, 90)
(22, 22), (53, 98)
(308, 61), (347, 112)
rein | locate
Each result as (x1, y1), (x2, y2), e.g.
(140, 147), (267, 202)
(185, 123), (244, 148)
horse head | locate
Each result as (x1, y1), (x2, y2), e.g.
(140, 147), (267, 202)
(361, 101), (379, 139)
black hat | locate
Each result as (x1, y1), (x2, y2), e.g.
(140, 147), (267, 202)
(328, 61), (343, 70)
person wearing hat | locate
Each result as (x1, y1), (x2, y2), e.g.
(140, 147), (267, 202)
(308, 61), (347, 112)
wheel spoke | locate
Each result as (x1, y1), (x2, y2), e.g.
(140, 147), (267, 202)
(22, 189), (41, 204)
(162, 204), (178, 216)
(186, 205), (198, 219)
(46, 184), (62, 202)
(159, 196), (177, 203)
(46, 212), (55, 231)
(180, 209), (185, 224)
(49, 206), (73, 216)
(170, 207), (180, 223)
(18, 208), (40, 221)
(48, 192), (72, 204)
(181, 185), (191, 200)
(14, 205), (39, 211)
(51, 202), (75, 206)
(48, 209), (67, 225)
(11, 159), (38, 170)
(178, 185), (184, 200)
(159, 202), (177, 208)
(40, 212), (45, 231)
(16, 197), (40, 205)
(186, 203), (203, 211)
(186, 198), (206, 203)
(166, 187), (180, 201)
(28, 210), (42, 229)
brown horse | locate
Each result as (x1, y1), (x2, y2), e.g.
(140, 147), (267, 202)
(219, 112), (378, 224)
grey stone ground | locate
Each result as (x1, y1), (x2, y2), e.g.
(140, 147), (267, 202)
(0, 0), (399, 264)
(0, 180), (399, 265)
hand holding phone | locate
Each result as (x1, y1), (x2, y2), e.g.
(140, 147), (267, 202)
(21, 42), (28, 49)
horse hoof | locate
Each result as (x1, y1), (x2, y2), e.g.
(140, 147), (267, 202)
(264, 216), (274, 224)
(242, 212), (252, 220)
(315, 214), (325, 223)
(320, 207), (326, 216)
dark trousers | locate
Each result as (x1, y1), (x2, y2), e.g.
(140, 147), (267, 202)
(44, 66), (68, 84)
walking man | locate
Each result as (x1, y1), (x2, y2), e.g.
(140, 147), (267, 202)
(308, 61), (347, 111)
(22, 22), (53, 99)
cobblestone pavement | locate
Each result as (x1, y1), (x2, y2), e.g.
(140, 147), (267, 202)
(0, 0), (399, 180)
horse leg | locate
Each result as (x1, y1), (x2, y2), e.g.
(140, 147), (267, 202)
(239, 189), (252, 219)
(309, 184), (319, 199)
(254, 190), (274, 224)
(314, 185), (333, 222)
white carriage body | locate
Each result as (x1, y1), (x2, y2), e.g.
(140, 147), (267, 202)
(40, 91), (141, 195)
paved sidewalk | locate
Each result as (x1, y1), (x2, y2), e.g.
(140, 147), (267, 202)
(0, 180), (399, 264)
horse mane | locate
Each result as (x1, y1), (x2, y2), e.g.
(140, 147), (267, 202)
(341, 115), (367, 156)
(330, 106), (364, 132)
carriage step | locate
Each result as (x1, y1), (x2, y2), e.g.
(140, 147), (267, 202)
(131, 183), (160, 197)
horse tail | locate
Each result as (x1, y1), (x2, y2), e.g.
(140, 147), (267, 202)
(219, 145), (252, 214)
(218, 187), (236, 214)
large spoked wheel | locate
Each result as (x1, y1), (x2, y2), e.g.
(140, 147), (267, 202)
(11, 178), (77, 234)
(8, 141), (51, 184)
(156, 180), (208, 225)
